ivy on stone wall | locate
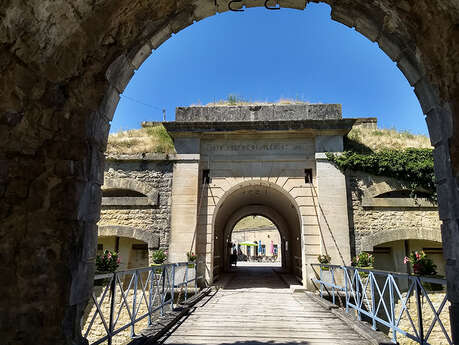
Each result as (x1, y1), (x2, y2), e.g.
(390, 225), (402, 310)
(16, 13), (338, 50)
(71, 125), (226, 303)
(326, 148), (436, 198)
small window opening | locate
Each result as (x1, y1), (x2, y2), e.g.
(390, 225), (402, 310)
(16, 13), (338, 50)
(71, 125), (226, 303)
(203, 169), (211, 184)
(304, 169), (313, 184)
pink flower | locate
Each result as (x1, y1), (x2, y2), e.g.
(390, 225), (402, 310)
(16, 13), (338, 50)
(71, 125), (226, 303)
(403, 257), (409, 264)
(107, 253), (112, 259)
(415, 252), (420, 260)
(117, 258), (120, 264)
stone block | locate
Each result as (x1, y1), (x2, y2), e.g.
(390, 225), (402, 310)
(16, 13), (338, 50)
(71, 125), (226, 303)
(436, 178), (459, 221)
(426, 107), (453, 145)
(278, 0), (307, 10)
(441, 220), (459, 303)
(150, 25), (172, 49)
(377, 34), (402, 62)
(174, 137), (200, 154)
(130, 43), (152, 70)
(433, 143), (451, 184)
(354, 16), (380, 42)
(170, 11), (194, 34)
(414, 78), (438, 114)
(330, 6), (355, 28)
(70, 259), (94, 305)
(397, 55), (422, 86)
(105, 54), (135, 94)
(99, 85), (120, 122)
(315, 135), (343, 152)
(193, 0), (217, 21)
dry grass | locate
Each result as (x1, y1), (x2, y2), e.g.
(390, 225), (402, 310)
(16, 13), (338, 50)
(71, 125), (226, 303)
(106, 125), (175, 155)
(346, 127), (432, 152)
(233, 216), (275, 231)
(106, 120), (431, 156)
(193, 95), (312, 107)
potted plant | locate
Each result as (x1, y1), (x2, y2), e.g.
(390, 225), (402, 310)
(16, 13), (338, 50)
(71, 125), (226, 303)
(187, 251), (197, 268)
(151, 249), (167, 273)
(404, 250), (442, 290)
(317, 254), (331, 271)
(95, 250), (120, 285)
(352, 252), (374, 278)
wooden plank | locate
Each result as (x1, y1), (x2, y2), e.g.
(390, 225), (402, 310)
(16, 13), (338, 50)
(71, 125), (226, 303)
(158, 266), (371, 345)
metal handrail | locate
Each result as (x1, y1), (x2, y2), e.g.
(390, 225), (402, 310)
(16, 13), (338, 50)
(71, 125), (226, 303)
(83, 261), (203, 345)
(311, 264), (452, 344)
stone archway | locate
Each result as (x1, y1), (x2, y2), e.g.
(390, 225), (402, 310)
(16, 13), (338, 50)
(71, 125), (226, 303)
(210, 180), (303, 283)
(1, 1), (459, 344)
(98, 225), (160, 250)
(102, 177), (159, 206)
(223, 205), (291, 272)
(361, 228), (443, 253)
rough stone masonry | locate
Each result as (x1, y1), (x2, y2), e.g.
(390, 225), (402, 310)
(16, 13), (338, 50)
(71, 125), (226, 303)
(1, 1), (459, 344)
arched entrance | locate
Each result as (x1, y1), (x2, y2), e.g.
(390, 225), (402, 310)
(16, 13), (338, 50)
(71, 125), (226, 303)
(211, 181), (303, 283)
(2, 2), (459, 344)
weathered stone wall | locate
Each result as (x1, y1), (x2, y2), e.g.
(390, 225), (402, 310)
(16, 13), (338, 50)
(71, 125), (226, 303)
(1, 1), (459, 344)
(392, 291), (451, 345)
(100, 158), (173, 251)
(349, 173), (442, 256)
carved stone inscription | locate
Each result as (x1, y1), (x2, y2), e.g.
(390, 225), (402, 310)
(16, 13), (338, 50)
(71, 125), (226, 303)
(202, 138), (314, 156)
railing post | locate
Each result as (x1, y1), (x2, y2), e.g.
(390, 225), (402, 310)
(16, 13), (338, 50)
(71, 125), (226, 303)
(195, 261), (198, 294)
(319, 265), (323, 299)
(161, 266), (165, 316)
(344, 267), (349, 313)
(108, 272), (117, 345)
(415, 277), (425, 344)
(370, 272), (376, 330)
(131, 270), (138, 338)
(185, 263), (189, 302)
(356, 269), (361, 320)
(331, 267), (336, 305)
(148, 268), (154, 326)
(171, 264), (176, 310)
(389, 274), (397, 344)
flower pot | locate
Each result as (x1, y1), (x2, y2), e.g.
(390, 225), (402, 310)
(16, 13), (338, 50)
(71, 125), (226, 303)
(188, 262), (195, 268)
(151, 263), (164, 274)
(320, 265), (330, 271)
(357, 266), (373, 279)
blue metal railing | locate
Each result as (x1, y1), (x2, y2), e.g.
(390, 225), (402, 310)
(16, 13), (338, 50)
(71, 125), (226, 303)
(82, 262), (201, 345)
(311, 264), (452, 345)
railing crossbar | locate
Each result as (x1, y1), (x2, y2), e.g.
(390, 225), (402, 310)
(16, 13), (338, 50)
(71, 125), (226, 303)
(84, 262), (202, 345)
(311, 264), (452, 345)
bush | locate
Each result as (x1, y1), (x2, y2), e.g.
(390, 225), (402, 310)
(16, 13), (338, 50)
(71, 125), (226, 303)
(152, 249), (167, 264)
(352, 252), (374, 268)
(96, 250), (120, 273)
(317, 254), (331, 264)
(326, 148), (436, 201)
(404, 250), (437, 276)
(187, 252), (197, 262)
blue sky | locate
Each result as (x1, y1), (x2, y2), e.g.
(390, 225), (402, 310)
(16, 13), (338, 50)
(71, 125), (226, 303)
(112, 3), (428, 135)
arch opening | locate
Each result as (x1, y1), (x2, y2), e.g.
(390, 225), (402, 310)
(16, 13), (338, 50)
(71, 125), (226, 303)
(210, 181), (303, 284)
(230, 215), (283, 267)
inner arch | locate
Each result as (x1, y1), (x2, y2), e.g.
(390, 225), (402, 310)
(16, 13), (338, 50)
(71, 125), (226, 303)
(212, 182), (302, 280)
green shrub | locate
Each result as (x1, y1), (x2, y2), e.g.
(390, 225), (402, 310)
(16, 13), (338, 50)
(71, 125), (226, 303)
(96, 250), (120, 273)
(152, 249), (167, 264)
(326, 148), (436, 201)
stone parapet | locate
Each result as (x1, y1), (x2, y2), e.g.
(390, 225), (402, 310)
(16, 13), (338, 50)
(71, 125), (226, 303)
(175, 104), (342, 122)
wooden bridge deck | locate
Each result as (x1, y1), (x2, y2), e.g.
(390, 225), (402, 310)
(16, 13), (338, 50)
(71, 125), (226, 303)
(159, 265), (372, 345)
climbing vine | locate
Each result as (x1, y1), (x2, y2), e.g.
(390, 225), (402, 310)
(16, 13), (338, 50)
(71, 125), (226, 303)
(326, 148), (436, 200)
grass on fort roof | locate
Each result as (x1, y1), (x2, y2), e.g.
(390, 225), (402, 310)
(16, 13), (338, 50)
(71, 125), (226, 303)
(345, 127), (431, 153)
(106, 124), (431, 155)
(106, 124), (175, 155)
(193, 94), (313, 106)
(233, 216), (275, 231)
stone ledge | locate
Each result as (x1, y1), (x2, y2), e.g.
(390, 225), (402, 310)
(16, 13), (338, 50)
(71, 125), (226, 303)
(175, 104), (342, 122)
(105, 153), (200, 161)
